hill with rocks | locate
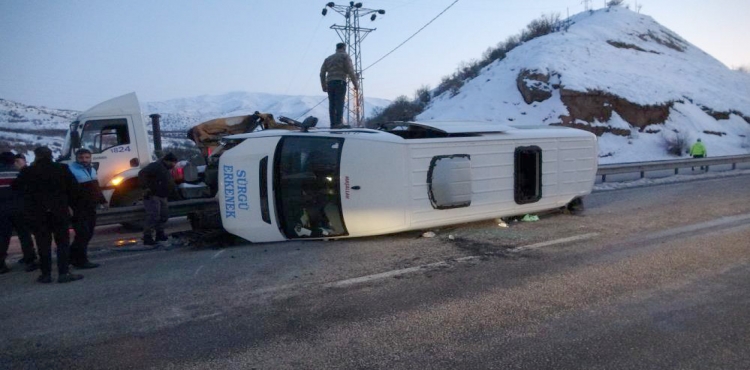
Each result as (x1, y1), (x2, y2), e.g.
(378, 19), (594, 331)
(416, 6), (750, 163)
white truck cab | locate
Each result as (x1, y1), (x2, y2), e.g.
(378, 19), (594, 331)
(60, 93), (153, 207)
(218, 122), (598, 243)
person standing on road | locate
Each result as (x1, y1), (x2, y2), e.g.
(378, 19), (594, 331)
(14, 147), (83, 283)
(689, 138), (707, 171)
(0, 152), (38, 273)
(11, 153), (38, 269)
(320, 42), (359, 129)
(1, 152), (19, 273)
(68, 149), (106, 269)
(138, 152), (178, 245)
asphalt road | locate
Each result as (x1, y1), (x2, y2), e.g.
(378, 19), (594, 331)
(1, 174), (750, 369)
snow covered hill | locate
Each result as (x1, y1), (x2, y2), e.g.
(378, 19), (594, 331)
(418, 6), (750, 163)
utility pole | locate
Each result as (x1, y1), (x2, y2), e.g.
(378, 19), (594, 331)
(582, 0), (592, 11)
(322, 2), (385, 127)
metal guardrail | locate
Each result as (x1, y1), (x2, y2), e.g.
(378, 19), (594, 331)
(597, 154), (750, 182)
(96, 198), (219, 227)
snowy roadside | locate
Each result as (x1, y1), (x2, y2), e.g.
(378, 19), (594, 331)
(593, 168), (750, 192)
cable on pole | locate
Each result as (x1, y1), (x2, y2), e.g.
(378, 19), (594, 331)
(364, 0), (459, 72)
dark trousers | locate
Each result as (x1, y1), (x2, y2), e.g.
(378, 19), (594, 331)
(1, 210), (36, 263)
(327, 80), (347, 127)
(71, 206), (97, 264)
(143, 196), (169, 237)
(692, 154), (705, 170)
(32, 212), (71, 276)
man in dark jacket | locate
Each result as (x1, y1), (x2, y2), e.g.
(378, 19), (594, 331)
(68, 149), (106, 269)
(0, 152), (38, 273)
(138, 152), (178, 245)
(1, 152), (18, 273)
(11, 153), (38, 270)
(14, 147), (83, 283)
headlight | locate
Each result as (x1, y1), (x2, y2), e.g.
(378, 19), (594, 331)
(109, 176), (124, 186)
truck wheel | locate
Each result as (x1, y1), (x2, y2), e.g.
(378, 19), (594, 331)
(115, 189), (145, 231)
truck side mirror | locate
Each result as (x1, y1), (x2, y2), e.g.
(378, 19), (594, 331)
(69, 123), (81, 150)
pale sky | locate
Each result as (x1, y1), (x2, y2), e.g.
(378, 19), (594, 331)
(0, 0), (748, 111)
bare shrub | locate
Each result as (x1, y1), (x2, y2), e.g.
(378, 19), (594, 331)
(414, 85), (431, 109)
(661, 130), (690, 156)
(524, 13), (561, 41)
(606, 0), (625, 6)
(365, 96), (423, 127)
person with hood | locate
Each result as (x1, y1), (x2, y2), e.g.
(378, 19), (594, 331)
(320, 42), (359, 128)
(689, 138), (707, 171)
(68, 149), (106, 269)
(138, 152), (178, 245)
(14, 147), (83, 283)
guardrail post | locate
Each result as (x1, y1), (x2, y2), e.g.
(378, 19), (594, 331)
(674, 168), (678, 175)
(733, 163), (736, 170)
(602, 174), (606, 183)
(640, 171), (644, 179)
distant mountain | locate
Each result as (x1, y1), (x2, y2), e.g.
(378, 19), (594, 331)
(0, 92), (392, 158)
(0, 98), (79, 131)
(144, 91), (391, 131)
(418, 6), (750, 163)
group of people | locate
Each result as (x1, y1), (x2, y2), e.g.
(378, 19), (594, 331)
(1, 147), (106, 283)
(1, 146), (179, 283)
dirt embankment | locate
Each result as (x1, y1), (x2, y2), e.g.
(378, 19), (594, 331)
(516, 68), (749, 137)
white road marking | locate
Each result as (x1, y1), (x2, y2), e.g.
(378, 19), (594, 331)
(509, 233), (600, 253)
(212, 250), (226, 259)
(194, 265), (204, 277)
(325, 233), (599, 288)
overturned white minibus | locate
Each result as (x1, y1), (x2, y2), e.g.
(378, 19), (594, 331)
(217, 121), (598, 243)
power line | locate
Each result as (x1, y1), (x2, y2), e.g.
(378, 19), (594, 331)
(283, 16), (325, 96)
(364, 0), (459, 72)
(294, 97), (328, 121)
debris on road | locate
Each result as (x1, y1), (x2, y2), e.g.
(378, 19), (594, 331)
(521, 214), (540, 222)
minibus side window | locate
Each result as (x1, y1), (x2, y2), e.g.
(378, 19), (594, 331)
(514, 146), (542, 204)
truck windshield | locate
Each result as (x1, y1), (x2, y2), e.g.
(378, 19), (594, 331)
(274, 136), (347, 239)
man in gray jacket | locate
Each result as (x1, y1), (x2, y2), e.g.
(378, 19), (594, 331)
(320, 42), (359, 128)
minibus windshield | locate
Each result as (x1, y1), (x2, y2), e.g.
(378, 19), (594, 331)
(274, 136), (347, 239)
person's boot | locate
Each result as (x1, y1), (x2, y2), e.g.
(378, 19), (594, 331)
(24, 261), (39, 272)
(143, 234), (157, 246)
(0, 262), (10, 274)
(156, 231), (169, 242)
(37, 274), (52, 284)
(58, 273), (84, 283)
